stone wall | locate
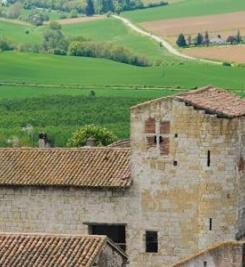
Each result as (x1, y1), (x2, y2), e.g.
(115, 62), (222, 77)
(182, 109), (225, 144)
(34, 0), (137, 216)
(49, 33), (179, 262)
(0, 97), (243, 267)
(130, 98), (244, 266)
(96, 241), (127, 267)
(172, 241), (245, 267)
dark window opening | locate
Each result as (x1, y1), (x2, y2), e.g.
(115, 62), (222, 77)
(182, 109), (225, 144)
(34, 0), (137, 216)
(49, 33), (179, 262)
(209, 218), (212, 231)
(203, 261), (207, 267)
(145, 231), (158, 253)
(174, 133), (178, 138)
(173, 161), (178, 166)
(89, 224), (126, 251)
(207, 150), (211, 167)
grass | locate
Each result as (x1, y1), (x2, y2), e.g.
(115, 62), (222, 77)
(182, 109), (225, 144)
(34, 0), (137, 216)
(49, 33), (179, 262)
(2, 52), (245, 90)
(123, 0), (245, 22)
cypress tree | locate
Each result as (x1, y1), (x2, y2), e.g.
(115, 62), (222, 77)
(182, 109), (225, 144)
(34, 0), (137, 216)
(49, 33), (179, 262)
(85, 0), (95, 16)
(176, 33), (187, 47)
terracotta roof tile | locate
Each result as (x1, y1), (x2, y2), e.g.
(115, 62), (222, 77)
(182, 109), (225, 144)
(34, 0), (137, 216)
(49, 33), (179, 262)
(0, 233), (106, 267)
(108, 139), (130, 148)
(0, 147), (131, 188)
(175, 86), (245, 118)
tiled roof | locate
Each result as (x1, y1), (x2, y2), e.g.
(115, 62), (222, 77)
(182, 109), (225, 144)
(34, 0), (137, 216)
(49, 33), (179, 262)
(0, 148), (131, 188)
(0, 233), (106, 267)
(175, 86), (245, 118)
(108, 139), (130, 148)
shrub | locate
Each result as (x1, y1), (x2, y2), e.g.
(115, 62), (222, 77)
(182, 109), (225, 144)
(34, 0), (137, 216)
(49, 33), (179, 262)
(67, 124), (117, 147)
(223, 62), (232, 67)
(0, 38), (14, 51)
(68, 41), (150, 66)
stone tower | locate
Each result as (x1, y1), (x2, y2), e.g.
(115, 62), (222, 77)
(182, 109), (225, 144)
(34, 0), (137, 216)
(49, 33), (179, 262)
(130, 87), (245, 266)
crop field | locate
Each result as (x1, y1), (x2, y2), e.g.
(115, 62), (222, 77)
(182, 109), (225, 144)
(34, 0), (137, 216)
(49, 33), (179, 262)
(184, 46), (245, 64)
(123, 0), (245, 22)
(141, 12), (245, 39)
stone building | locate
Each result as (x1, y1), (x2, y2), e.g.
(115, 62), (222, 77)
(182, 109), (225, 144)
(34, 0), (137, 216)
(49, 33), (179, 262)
(0, 87), (244, 267)
(172, 240), (245, 267)
(0, 233), (128, 267)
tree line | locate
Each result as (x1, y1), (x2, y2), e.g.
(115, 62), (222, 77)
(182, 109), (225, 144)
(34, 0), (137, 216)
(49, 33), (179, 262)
(176, 30), (242, 48)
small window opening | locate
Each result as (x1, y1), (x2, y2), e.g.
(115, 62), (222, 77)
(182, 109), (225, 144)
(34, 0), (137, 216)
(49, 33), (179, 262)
(89, 224), (126, 251)
(207, 150), (211, 167)
(173, 161), (178, 166)
(174, 133), (178, 138)
(203, 261), (207, 267)
(209, 218), (212, 231)
(145, 231), (158, 253)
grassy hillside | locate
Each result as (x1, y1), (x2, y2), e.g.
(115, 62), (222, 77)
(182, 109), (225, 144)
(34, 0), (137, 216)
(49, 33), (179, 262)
(2, 52), (245, 90)
(123, 0), (245, 22)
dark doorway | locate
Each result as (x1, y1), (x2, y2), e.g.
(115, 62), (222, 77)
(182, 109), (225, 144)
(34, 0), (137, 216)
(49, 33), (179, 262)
(88, 224), (126, 251)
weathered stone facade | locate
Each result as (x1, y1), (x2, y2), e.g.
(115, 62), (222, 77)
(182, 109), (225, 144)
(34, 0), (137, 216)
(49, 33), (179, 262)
(0, 88), (244, 267)
(172, 241), (245, 267)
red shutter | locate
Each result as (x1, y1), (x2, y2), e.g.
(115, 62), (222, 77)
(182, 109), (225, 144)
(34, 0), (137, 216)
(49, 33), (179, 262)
(145, 118), (156, 134)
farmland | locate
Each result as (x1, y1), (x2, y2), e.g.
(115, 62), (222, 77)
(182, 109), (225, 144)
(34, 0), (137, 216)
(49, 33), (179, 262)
(0, 0), (245, 147)
(123, 0), (245, 22)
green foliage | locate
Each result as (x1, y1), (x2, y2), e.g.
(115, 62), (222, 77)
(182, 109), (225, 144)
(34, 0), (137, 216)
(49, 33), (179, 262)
(0, 38), (14, 51)
(85, 0), (95, 16)
(6, 2), (22, 18)
(67, 124), (117, 147)
(26, 9), (49, 25)
(176, 33), (186, 47)
(195, 33), (203, 46)
(68, 41), (151, 66)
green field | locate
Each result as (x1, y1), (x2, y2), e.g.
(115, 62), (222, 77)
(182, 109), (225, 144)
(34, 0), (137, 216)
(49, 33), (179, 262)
(1, 1), (245, 147)
(124, 0), (245, 22)
(2, 52), (245, 90)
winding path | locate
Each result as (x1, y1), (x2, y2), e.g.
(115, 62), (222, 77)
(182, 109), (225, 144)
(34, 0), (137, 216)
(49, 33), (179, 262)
(112, 15), (222, 65)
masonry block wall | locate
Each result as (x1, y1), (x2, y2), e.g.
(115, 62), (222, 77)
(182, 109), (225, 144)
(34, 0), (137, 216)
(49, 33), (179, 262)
(130, 97), (245, 266)
(173, 241), (245, 267)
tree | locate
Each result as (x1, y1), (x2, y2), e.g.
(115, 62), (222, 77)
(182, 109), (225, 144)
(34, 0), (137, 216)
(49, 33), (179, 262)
(227, 35), (236, 45)
(176, 33), (186, 47)
(85, 0), (95, 16)
(195, 33), (204, 46)
(6, 2), (22, 18)
(236, 30), (241, 43)
(49, 21), (62, 31)
(67, 125), (117, 147)
(204, 31), (210, 46)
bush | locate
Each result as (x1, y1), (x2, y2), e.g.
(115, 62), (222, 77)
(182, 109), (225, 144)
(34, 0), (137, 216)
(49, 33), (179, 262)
(0, 39), (14, 51)
(67, 124), (117, 147)
(68, 41), (151, 66)
(223, 62), (232, 67)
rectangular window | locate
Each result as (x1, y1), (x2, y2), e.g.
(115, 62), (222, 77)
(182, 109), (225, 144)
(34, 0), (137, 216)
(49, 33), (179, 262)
(160, 121), (170, 134)
(89, 224), (126, 251)
(146, 136), (157, 148)
(207, 150), (211, 167)
(145, 231), (158, 253)
(209, 218), (212, 231)
(160, 137), (170, 155)
(145, 118), (156, 134)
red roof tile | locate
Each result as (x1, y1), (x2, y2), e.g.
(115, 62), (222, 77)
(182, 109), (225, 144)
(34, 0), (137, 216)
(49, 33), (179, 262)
(0, 148), (131, 188)
(175, 87), (245, 118)
(0, 233), (106, 267)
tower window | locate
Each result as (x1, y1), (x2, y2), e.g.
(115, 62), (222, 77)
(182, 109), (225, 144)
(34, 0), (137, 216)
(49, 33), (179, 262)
(145, 231), (158, 253)
(203, 261), (207, 267)
(209, 218), (212, 231)
(145, 118), (156, 134)
(207, 150), (211, 167)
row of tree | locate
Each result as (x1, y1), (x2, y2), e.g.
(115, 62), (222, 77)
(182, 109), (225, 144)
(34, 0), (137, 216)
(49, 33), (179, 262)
(176, 30), (242, 48)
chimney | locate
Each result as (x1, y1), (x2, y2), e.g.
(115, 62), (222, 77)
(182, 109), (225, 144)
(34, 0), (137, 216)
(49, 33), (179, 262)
(86, 137), (96, 147)
(39, 132), (50, 148)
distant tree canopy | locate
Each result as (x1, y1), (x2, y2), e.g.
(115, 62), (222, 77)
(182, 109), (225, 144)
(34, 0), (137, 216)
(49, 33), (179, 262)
(67, 124), (117, 147)
(85, 0), (94, 16)
(176, 33), (186, 47)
